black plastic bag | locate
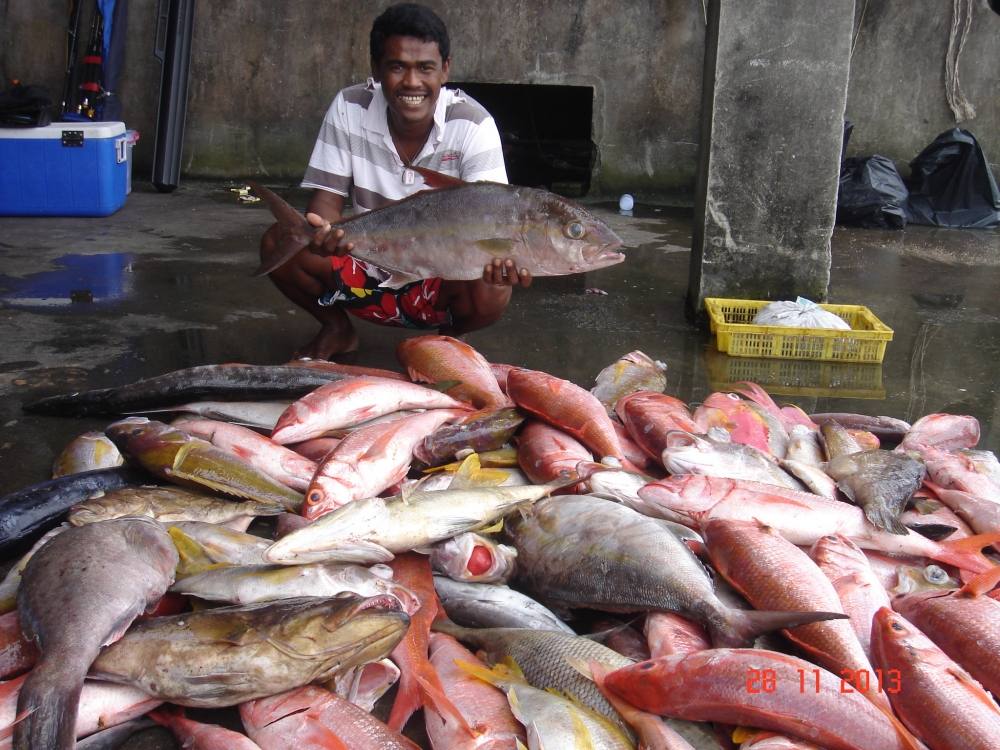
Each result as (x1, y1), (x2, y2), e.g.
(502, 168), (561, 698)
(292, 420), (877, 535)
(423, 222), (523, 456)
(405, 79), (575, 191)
(0, 83), (54, 127)
(837, 155), (909, 229)
(905, 128), (1000, 229)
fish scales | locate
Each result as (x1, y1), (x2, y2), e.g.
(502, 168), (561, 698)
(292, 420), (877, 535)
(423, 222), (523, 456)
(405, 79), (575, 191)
(871, 607), (1000, 750)
(893, 589), (1000, 698)
(604, 649), (916, 750)
(703, 519), (886, 707)
(433, 620), (635, 737)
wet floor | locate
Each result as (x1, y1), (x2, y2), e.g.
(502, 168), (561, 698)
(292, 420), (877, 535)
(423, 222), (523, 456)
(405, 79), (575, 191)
(1, 180), (997, 499)
(0, 181), (998, 746)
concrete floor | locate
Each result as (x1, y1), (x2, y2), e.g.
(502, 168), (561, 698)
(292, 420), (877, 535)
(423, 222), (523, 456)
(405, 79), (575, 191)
(0, 181), (998, 746)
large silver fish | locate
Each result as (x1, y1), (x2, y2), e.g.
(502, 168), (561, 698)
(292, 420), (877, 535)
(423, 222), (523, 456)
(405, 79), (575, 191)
(252, 172), (625, 284)
(505, 495), (845, 647)
(265, 478), (571, 565)
(171, 561), (419, 613)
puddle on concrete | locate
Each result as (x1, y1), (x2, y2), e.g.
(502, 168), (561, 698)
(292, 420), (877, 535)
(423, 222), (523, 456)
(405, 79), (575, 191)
(0, 252), (133, 308)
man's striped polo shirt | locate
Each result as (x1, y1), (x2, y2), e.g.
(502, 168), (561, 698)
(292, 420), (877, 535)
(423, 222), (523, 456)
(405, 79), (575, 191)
(302, 79), (508, 212)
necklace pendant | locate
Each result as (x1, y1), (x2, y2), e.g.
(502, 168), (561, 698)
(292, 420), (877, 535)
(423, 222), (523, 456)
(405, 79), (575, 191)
(402, 168), (415, 186)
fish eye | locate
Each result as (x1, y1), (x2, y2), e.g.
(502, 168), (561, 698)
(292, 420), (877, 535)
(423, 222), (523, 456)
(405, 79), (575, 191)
(564, 222), (586, 240)
(307, 490), (323, 505)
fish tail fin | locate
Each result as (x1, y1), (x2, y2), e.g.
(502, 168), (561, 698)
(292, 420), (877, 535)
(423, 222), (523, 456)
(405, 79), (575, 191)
(413, 666), (474, 735)
(733, 381), (782, 417)
(935, 532), (1000, 573)
(12, 668), (82, 749)
(864, 504), (910, 535)
(385, 668), (419, 732)
(959, 565), (1000, 597)
(712, 608), (848, 648)
(386, 657), (473, 736)
(249, 180), (316, 276)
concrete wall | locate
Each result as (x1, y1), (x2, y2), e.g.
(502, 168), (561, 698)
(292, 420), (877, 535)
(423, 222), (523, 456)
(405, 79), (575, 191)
(1, 0), (997, 196)
(846, 0), (999, 172)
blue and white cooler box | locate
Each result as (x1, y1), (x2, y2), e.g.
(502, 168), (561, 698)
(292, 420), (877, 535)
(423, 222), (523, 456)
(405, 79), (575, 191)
(0, 121), (130, 217)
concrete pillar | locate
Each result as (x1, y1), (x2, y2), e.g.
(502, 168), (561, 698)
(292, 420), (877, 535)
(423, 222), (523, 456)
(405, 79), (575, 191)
(688, 0), (855, 316)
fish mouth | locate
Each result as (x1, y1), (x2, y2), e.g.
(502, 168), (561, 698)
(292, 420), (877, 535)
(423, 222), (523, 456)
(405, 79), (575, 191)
(350, 594), (405, 616)
(584, 240), (626, 267)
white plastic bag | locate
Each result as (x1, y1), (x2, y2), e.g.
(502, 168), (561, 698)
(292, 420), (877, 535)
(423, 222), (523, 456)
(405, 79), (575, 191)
(752, 298), (851, 330)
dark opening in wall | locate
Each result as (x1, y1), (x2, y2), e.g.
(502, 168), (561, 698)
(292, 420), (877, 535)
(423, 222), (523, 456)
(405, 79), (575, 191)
(450, 82), (595, 196)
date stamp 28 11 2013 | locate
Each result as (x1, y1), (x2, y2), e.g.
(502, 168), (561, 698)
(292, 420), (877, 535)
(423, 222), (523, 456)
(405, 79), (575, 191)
(745, 667), (902, 695)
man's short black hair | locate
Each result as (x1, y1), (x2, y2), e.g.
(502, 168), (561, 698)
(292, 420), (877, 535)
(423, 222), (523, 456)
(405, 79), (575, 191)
(370, 3), (450, 64)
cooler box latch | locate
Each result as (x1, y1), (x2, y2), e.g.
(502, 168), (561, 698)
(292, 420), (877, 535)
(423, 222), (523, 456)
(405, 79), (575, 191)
(116, 137), (127, 163)
(61, 130), (84, 147)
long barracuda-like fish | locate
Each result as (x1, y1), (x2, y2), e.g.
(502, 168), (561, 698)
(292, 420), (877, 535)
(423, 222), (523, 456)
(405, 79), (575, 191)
(23, 363), (353, 417)
(251, 169), (625, 283)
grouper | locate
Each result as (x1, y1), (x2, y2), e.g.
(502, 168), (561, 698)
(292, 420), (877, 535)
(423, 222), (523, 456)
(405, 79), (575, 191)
(88, 595), (408, 707)
(251, 168), (625, 283)
(14, 517), (178, 750)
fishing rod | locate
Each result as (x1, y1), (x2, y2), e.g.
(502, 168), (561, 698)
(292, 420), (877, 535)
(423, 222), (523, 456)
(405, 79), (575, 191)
(60, 0), (86, 116)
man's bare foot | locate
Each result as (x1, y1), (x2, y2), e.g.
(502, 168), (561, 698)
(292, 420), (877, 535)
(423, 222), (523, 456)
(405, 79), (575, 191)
(293, 322), (359, 360)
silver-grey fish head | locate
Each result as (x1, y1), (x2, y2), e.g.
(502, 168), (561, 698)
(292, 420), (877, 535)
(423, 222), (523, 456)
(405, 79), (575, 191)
(433, 575), (574, 633)
(660, 431), (719, 474)
(520, 189), (625, 275)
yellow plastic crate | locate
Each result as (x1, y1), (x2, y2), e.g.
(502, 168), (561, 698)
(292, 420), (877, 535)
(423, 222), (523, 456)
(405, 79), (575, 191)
(704, 298), (893, 363)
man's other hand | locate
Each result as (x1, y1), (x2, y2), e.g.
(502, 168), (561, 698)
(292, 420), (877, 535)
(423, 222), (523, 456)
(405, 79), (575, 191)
(482, 258), (532, 288)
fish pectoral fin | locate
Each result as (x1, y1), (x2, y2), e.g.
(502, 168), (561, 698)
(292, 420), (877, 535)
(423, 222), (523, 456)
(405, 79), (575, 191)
(443, 515), (493, 537)
(325, 540), (396, 564)
(835, 480), (856, 504)
(186, 671), (254, 688)
(102, 605), (148, 647)
(447, 454), (509, 490)
(480, 518), (504, 534)
(475, 238), (517, 256)
(377, 272), (421, 289)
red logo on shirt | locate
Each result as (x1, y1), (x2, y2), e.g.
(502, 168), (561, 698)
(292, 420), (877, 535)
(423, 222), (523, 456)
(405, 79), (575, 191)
(440, 151), (460, 163)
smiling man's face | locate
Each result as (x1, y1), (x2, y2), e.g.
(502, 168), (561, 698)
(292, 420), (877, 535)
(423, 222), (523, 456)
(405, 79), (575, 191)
(373, 35), (450, 132)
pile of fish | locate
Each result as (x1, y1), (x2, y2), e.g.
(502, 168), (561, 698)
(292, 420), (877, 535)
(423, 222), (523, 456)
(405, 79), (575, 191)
(2, 336), (999, 749)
